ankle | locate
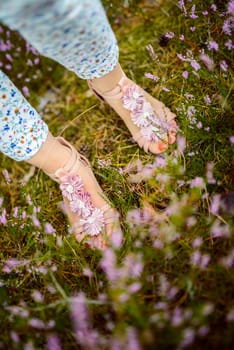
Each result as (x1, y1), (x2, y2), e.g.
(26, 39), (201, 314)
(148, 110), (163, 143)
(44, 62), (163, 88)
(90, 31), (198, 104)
(90, 63), (125, 93)
(27, 133), (71, 174)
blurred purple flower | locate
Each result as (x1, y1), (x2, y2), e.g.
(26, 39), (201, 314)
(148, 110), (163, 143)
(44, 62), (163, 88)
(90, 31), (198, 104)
(220, 60), (228, 71)
(204, 95), (211, 104)
(46, 334), (62, 350)
(200, 53), (215, 71)
(144, 72), (160, 82)
(211, 220), (230, 238)
(190, 5), (198, 19)
(70, 292), (99, 348)
(206, 162), (216, 184)
(190, 60), (200, 71)
(182, 70), (188, 79)
(31, 290), (44, 303)
(222, 18), (233, 36)
(227, 0), (234, 15)
(192, 237), (203, 249)
(165, 32), (175, 39)
(210, 194), (221, 215)
(197, 325), (210, 337)
(126, 327), (141, 350)
(210, 4), (217, 11)
(28, 318), (46, 330)
(190, 177), (205, 189)
(225, 39), (234, 49)
(207, 41), (219, 51)
(230, 136), (234, 143)
(22, 86), (30, 97)
(177, 135), (186, 153)
(44, 222), (55, 234)
(179, 328), (195, 348)
(0, 208), (7, 225)
(100, 248), (119, 282)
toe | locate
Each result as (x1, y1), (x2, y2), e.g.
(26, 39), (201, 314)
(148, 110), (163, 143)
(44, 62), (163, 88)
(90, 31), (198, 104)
(149, 140), (168, 155)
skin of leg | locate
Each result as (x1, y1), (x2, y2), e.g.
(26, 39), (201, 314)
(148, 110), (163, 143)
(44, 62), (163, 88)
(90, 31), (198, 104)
(27, 132), (71, 174)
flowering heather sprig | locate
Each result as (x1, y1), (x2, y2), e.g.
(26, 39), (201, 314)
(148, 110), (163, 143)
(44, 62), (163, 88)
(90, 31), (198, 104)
(144, 72), (160, 82)
(190, 251), (210, 269)
(46, 334), (62, 350)
(70, 292), (99, 348)
(207, 40), (219, 51)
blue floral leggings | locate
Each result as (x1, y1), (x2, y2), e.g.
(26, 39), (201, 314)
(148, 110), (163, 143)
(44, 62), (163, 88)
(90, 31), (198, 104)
(0, 0), (119, 161)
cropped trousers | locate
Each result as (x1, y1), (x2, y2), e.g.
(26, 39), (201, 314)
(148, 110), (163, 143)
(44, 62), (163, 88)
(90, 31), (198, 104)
(0, 0), (119, 161)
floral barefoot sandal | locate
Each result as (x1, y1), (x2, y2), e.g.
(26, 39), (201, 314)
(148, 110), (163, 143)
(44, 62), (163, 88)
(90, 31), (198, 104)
(46, 137), (121, 250)
(88, 74), (178, 154)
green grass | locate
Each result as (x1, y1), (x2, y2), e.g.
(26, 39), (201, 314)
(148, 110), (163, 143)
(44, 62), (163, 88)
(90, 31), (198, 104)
(0, 1), (234, 349)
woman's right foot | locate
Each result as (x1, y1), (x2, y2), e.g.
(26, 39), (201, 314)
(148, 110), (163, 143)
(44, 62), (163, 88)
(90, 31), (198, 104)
(44, 137), (121, 250)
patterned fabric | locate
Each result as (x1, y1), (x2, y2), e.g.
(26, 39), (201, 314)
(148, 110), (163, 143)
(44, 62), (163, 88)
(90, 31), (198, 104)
(0, 70), (48, 161)
(0, 0), (119, 161)
(0, 0), (119, 79)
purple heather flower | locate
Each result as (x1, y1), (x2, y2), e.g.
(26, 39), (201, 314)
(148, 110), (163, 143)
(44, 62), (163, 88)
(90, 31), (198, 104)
(207, 40), (219, 51)
(171, 308), (183, 327)
(227, 0), (234, 15)
(144, 72), (160, 82)
(210, 194), (221, 215)
(10, 331), (20, 344)
(128, 282), (141, 293)
(177, 135), (186, 153)
(192, 237), (203, 249)
(100, 248), (119, 282)
(204, 95), (212, 104)
(182, 70), (188, 79)
(46, 334), (62, 350)
(0, 208), (7, 225)
(179, 328), (195, 348)
(110, 227), (123, 249)
(190, 5), (198, 19)
(60, 174), (83, 201)
(70, 292), (99, 348)
(146, 44), (158, 61)
(126, 327), (141, 350)
(211, 220), (230, 238)
(222, 18), (233, 36)
(230, 136), (234, 144)
(210, 4), (217, 11)
(190, 60), (200, 71)
(122, 84), (144, 111)
(180, 34), (185, 41)
(225, 39), (234, 49)
(31, 290), (44, 303)
(178, 0), (187, 15)
(80, 208), (104, 236)
(28, 318), (46, 330)
(220, 60), (228, 71)
(202, 10), (208, 16)
(44, 222), (55, 234)
(197, 326), (210, 337)
(187, 106), (196, 117)
(22, 86), (30, 97)
(200, 53), (215, 71)
(165, 31), (175, 39)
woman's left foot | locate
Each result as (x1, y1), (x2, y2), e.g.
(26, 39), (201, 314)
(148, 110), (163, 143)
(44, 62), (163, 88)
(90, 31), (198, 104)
(88, 66), (177, 154)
